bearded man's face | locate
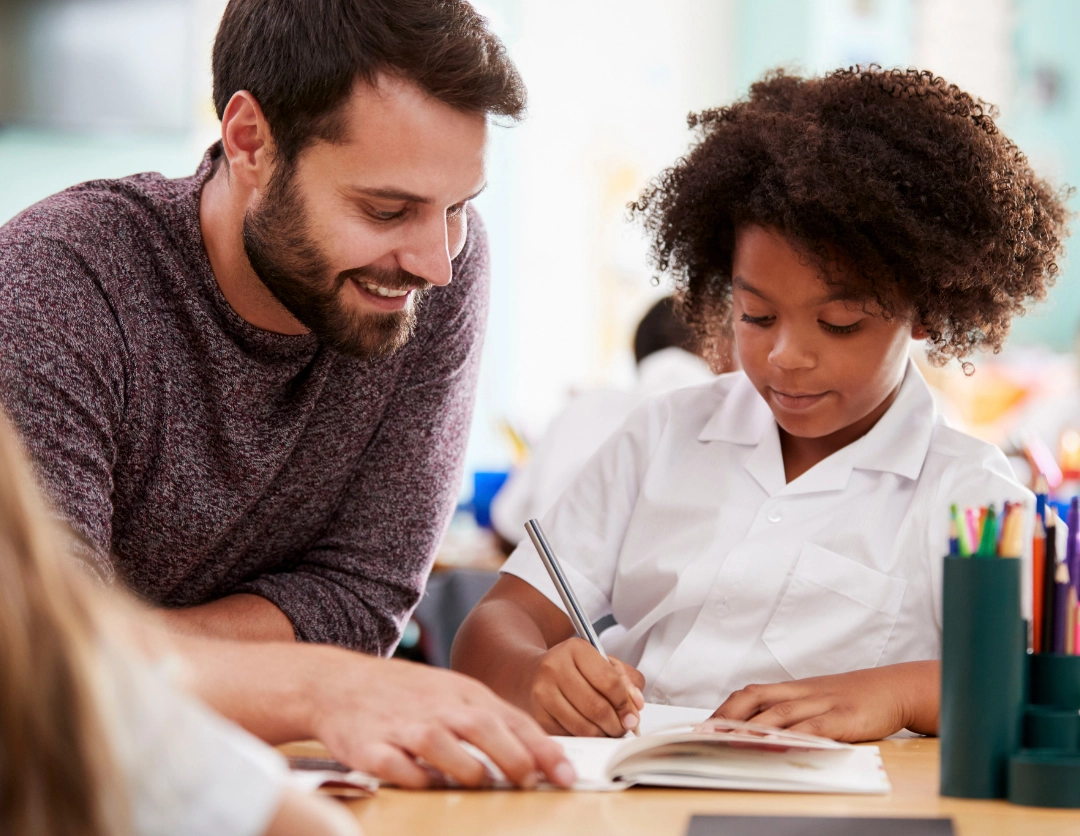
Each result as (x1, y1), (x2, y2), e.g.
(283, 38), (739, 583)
(242, 75), (489, 359)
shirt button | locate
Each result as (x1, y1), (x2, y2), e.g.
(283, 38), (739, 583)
(766, 508), (782, 523)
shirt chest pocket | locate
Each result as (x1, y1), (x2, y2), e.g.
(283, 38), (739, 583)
(762, 543), (907, 682)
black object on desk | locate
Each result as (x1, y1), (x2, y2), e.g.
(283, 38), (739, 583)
(686, 815), (954, 836)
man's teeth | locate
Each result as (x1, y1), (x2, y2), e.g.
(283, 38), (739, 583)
(362, 282), (410, 298)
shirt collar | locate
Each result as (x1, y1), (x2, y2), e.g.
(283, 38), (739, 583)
(698, 360), (938, 495)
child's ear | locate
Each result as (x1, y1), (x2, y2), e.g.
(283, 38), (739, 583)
(911, 321), (928, 340)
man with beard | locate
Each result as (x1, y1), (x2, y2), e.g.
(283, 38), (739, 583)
(0, 0), (495, 645)
(0, 0), (581, 788)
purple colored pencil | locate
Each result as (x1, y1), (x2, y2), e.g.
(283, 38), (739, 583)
(1070, 497), (1080, 599)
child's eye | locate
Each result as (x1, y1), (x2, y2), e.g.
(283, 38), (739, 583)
(740, 313), (774, 326)
(820, 320), (860, 334)
(447, 202), (468, 218)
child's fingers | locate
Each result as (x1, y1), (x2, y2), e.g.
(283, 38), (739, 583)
(788, 709), (856, 742)
(544, 684), (611, 737)
(745, 697), (835, 731)
(569, 644), (639, 735)
(712, 682), (801, 721)
(611, 656), (646, 691)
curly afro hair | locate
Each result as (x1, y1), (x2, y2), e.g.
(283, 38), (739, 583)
(630, 66), (1072, 367)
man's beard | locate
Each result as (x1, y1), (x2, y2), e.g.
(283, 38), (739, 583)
(242, 169), (429, 360)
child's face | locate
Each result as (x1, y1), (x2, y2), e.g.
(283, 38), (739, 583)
(731, 225), (923, 441)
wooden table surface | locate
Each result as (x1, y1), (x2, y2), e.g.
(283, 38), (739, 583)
(288, 737), (1080, 835)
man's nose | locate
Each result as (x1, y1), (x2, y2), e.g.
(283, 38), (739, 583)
(396, 215), (454, 287)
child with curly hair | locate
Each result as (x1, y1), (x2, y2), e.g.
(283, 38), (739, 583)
(452, 67), (1071, 742)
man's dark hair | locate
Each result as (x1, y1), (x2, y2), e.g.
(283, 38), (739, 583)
(212, 0), (526, 164)
(631, 66), (1071, 367)
(633, 296), (697, 364)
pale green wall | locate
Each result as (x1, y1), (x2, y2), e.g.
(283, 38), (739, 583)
(1001, 0), (1080, 351)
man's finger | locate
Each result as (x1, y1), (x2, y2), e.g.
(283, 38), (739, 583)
(355, 742), (433, 789)
(399, 722), (495, 788)
(445, 712), (542, 788)
(502, 707), (577, 788)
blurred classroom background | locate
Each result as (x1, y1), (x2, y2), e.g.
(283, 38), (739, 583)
(4, 0), (1080, 658)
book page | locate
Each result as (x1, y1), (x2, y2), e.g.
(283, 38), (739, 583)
(638, 703), (714, 734)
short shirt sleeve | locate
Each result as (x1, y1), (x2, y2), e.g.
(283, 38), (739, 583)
(500, 398), (660, 624)
(98, 644), (288, 836)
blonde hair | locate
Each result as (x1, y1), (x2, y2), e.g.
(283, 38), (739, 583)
(0, 411), (126, 835)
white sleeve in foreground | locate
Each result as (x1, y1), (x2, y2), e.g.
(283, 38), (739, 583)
(99, 645), (289, 836)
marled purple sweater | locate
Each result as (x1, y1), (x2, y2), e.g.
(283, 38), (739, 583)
(0, 146), (488, 653)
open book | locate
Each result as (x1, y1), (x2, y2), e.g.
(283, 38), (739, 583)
(474, 704), (890, 794)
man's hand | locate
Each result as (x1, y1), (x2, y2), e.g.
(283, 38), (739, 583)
(306, 652), (577, 789)
(711, 661), (940, 742)
(524, 638), (645, 737)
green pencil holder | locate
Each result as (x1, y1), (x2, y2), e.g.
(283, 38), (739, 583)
(1029, 653), (1080, 709)
(1023, 705), (1080, 750)
(940, 556), (1024, 799)
(1009, 653), (1080, 807)
(1008, 751), (1080, 808)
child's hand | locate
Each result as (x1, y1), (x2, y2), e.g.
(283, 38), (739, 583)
(711, 661), (940, 742)
(526, 638), (646, 737)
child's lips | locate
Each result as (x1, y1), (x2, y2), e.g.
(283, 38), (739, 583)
(768, 387), (830, 411)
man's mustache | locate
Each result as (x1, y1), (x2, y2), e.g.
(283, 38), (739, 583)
(337, 265), (430, 293)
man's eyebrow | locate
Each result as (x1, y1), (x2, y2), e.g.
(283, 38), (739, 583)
(344, 183), (487, 205)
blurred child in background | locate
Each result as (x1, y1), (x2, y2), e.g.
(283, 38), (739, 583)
(492, 296), (733, 546)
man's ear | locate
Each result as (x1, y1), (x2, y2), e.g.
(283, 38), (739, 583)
(219, 90), (275, 191)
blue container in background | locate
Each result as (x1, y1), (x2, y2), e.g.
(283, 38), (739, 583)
(472, 470), (509, 529)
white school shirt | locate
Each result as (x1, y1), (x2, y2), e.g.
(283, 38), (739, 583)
(502, 360), (1033, 710)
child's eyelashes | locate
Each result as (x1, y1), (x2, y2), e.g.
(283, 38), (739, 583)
(820, 321), (860, 334)
(738, 313), (860, 335)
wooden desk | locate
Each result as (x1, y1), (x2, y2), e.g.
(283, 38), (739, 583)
(294, 738), (1080, 835)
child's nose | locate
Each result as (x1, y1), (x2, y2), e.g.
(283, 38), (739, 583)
(767, 329), (817, 371)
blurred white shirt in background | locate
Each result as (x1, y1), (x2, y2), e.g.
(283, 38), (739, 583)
(492, 347), (714, 545)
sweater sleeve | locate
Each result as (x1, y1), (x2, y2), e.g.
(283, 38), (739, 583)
(232, 209), (491, 651)
(0, 229), (127, 581)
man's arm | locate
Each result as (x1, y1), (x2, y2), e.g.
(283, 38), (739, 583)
(157, 593), (296, 642)
(144, 619), (576, 789)
(0, 229), (127, 580)
(230, 210), (491, 651)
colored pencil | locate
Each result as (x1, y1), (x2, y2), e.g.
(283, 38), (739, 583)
(977, 505), (998, 558)
(999, 504), (1024, 559)
(1033, 514), (1046, 653)
(965, 507), (980, 557)
(1043, 507), (1058, 654)
(1054, 559), (1071, 654)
